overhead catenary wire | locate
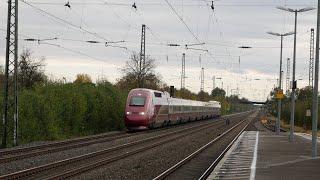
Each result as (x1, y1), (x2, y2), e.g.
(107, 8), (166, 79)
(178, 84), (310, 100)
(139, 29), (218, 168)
(32, 41), (128, 67)
(39, 42), (105, 61)
(16, 1), (311, 50)
(19, 0), (111, 42)
(100, 0), (135, 29)
(0, 27), (33, 39)
(25, 1), (317, 7)
(0, 28), (128, 66)
(6, 0), (138, 56)
(201, 0), (234, 69)
(161, 0), (223, 64)
(1, 27), (130, 47)
(100, 0), (168, 52)
(64, 1), (92, 31)
(163, 0), (202, 44)
(146, 26), (167, 45)
(2, 0), (305, 101)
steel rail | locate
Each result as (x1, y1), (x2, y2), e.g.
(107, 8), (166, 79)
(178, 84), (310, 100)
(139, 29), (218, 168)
(0, 132), (132, 163)
(152, 114), (254, 180)
(198, 117), (253, 179)
(42, 117), (237, 180)
(0, 117), (231, 180)
(0, 131), (124, 156)
(0, 111), (250, 164)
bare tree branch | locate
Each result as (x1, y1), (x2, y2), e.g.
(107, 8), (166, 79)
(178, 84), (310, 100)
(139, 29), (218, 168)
(18, 49), (47, 88)
(117, 52), (164, 90)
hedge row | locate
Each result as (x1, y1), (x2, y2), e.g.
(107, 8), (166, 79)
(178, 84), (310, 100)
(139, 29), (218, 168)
(0, 82), (127, 144)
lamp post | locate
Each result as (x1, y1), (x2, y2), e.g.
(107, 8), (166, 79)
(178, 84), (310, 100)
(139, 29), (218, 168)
(312, 0), (320, 158)
(236, 46), (252, 98)
(277, 6), (315, 142)
(267, 31), (294, 135)
(215, 77), (223, 90)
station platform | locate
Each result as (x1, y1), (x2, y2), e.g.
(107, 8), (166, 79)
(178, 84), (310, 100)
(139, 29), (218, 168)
(207, 131), (320, 180)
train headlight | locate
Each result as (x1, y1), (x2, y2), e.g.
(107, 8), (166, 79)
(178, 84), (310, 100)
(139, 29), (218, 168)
(139, 112), (145, 115)
(126, 111), (132, 115)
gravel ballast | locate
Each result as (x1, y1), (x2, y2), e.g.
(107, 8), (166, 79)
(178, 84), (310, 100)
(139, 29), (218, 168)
(71, 112), (255, 180)
(0, 111), (252, 178)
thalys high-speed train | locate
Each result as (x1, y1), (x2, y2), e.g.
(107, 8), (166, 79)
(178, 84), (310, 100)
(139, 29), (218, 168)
(124, 88), (221, 130)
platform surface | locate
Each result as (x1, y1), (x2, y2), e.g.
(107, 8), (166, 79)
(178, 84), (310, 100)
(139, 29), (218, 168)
(207, 131), (320, 180)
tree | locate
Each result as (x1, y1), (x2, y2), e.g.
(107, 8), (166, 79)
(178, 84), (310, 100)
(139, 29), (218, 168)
(74, 74), (92, 84)
(211, 87), (226, 98)
(198, 91), (211, 101)
(0, 65), (4, 90)
(175, 88), (197, 100)
(297, 86), (312, 101)
(18, 49), (47, 89)
(116, 52), (165, 90)
(227, 95), (241, 103)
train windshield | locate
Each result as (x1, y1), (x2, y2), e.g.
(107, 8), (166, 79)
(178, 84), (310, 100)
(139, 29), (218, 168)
(129, 96), (146, 106)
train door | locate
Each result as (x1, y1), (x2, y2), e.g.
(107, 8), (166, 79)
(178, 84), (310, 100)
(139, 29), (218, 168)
(166, 96), (171, 126)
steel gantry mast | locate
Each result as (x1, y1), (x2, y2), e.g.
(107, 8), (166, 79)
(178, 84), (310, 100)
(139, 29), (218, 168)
(310, 28), (315, 87)
(212, 76), (215, 90)
(2, 0), (19, 148)
(139, 24), (146, 88)
(200, 68), (204, 92)
(181, 53), (186, 90)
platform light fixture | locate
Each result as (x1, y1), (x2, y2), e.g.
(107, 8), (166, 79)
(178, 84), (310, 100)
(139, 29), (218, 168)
(267, 31), (294, 135)
(277, 6), (315, 142)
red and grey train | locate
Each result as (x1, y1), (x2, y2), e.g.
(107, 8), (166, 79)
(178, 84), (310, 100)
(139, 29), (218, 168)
(124, 88), (221, 130)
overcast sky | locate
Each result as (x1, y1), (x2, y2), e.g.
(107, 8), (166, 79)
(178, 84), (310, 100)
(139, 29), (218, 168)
(0, 0), (318, 101)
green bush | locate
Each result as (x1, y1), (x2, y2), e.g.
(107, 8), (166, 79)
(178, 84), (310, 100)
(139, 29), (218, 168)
(0, 82), (127, 144)
(270, 96), (320, 129)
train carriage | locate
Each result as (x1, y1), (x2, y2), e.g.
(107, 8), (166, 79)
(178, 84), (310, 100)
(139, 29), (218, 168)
(124, 88), (221, 130)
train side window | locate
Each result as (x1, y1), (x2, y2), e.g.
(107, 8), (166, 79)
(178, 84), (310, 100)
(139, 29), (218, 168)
(175, 106), (180, 112)
(154, 92), (162, 98)
(172, 106), (177, 113)
(182, 106), (186, 112)
(193, 106), (197, 112)
(186, 106), (189, 112)
(169, 106), (174, 113)
(159, 106), (169, 115)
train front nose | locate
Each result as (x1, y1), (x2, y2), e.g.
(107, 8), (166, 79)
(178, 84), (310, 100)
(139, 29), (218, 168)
(125, 95), (149, 129)
(125, 111), (149, 129)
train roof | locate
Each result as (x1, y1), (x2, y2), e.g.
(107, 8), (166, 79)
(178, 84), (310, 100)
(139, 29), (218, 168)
(130, 88), (221, 107)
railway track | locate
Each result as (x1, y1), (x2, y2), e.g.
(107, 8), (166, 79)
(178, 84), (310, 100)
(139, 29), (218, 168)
(0, 119), (216, 164)
(0, 131), (133, 164)
(0, 111), (249, 165)
(0, 114), (245, 180)
(153, 112), (257, 180)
